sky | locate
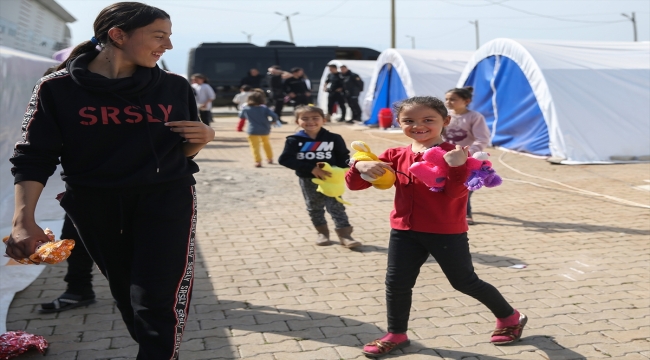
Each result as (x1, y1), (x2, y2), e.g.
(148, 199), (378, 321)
(56, 0), (649, 75)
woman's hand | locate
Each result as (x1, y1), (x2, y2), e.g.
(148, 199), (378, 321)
(444, 145), (469, 167)
(166, 121), (215, 144)
(312, 165), (332, 180)
(5, 221), (49, 262)
(355, 161), (394, 179)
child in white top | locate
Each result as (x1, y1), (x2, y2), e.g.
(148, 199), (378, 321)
(233, 85), (254, 110)
(444, 86), (490, 225)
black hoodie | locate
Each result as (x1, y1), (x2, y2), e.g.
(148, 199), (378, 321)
(10, 51), (200, 190)
(278, 128), (349, 178)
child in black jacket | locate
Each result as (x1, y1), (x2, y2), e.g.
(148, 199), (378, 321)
(279, 105), (361, 248)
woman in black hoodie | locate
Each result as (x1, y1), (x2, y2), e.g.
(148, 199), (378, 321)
(5, 3), (214, 359)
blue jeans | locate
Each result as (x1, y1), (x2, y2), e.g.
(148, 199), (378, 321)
(385, 229), (513, 333)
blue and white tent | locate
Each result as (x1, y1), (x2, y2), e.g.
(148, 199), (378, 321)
(363, 49), (472, 125)
(458, 38), (650, 164)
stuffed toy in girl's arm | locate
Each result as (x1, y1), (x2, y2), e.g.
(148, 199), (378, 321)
(350, 141), (396, 190)
(312, 162), (351, 205)
(409, 147), (502, 192)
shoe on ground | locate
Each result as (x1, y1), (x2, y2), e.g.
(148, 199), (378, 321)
(40, 292), (96, 313)
(362, 333), (410, 358)
(491, 310), (528, 345)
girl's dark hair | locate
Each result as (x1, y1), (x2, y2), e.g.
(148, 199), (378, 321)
(191, 73), (209, 83)
(247, 91), (266, 106)
(56, 2), (170, 70)
(393, 96), (448, 119)
(294, 105), (325, 123)
(446, 86), (474, 101)
(240, 85), (252, 91)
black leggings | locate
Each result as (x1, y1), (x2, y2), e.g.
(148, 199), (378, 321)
(60, 184), (197, 360)
(386, 229), (513, 333)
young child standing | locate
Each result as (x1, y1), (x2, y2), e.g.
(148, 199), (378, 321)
(233, 84), (254, 110)
(238, 91), (279, 167)
(444, 86), (490, 225)
(346, 96), (525, 358)
(279, 106), (361, 248)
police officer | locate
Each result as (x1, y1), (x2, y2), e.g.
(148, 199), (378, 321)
(340, 65), (364, 123)
(283, 67), (311, 107)
(267, 65), (290, 124)
(323, 64), (346, 122)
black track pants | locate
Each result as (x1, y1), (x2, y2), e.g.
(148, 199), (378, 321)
(60, 184), (197, 360)
(61, 215), (94, 295)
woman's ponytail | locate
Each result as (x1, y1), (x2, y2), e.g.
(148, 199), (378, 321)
(55, 2), (171, 71)
(55, 40), (97, 71)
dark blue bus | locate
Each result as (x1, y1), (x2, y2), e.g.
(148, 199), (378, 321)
(187, 41), (380, 106)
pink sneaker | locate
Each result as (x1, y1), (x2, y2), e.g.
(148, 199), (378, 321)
(362, 332), (410, 358)
(491, 310), (528, 345)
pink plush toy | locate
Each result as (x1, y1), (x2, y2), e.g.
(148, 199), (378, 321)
(409, 147), (502, 192)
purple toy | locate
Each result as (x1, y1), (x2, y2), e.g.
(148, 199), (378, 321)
(409, 147), (502, 192)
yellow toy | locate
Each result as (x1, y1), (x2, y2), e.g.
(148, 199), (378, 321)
(311, 162), (351, 205)
(350, 141), (396, 190)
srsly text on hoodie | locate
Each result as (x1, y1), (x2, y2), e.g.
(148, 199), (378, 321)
(10, 50), (200, 189)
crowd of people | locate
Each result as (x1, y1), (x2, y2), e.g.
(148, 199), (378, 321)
(3, 2), (525, 360)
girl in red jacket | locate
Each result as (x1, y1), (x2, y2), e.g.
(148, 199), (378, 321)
(346, 96), (526, 358)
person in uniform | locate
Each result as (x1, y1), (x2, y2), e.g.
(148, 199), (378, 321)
(283, 67), (311, 107)
(323, 64), (346, 122)
(340, 65), (364, 123)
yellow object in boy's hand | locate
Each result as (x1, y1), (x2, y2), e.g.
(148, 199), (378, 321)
(350, 141), (396, 190)
(3, 228), (75, 265)
(311, 162), (351, 205)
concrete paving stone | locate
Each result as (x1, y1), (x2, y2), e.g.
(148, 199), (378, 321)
(527, 305), (590, 318)
(285, 316), (346, 331)
(109, 336), (138, 349)
(593, 341), (650, 357)
(428, 314), (488, 328)
(205, 332), (264, 348)
(413, 324), (475, 338)
(232, 320), (291, 334)
(200, 315), (256, 330)
(608, 317), (650, 330)
(184, 347), (242, 359)
(275, 347), (342, 359)
(298, 334), (361, 352)
(560, 320), (624, 335)
(238, 339), (301, 357)
(76, 345), (138, 359)
(601, 328), (650, 342)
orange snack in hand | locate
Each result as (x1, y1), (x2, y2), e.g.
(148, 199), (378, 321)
(3, 228), (75, 265)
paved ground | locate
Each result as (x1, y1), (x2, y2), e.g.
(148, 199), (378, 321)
(8, 116), (650, 359)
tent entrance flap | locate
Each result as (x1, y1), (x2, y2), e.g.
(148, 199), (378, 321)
(366, 64), (408, 125)
(465, 55), (550, 156)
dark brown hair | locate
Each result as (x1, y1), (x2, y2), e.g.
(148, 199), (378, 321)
(247, 91), (266, 106)
(191, 73), (209, 83)
(56, 2), (170, 70)
(294, 105), (326, 123)
(446, 86), (474, 101)
(393, 96), (448, 119)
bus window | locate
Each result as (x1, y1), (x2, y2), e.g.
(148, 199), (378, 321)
(334, 49), (362, 60)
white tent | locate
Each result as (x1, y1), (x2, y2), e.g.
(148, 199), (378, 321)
(363, 49), (473, 125)
(0, 46), (61, 334)
(457, 38), (650, 164)
(316, 60), (376, 121)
